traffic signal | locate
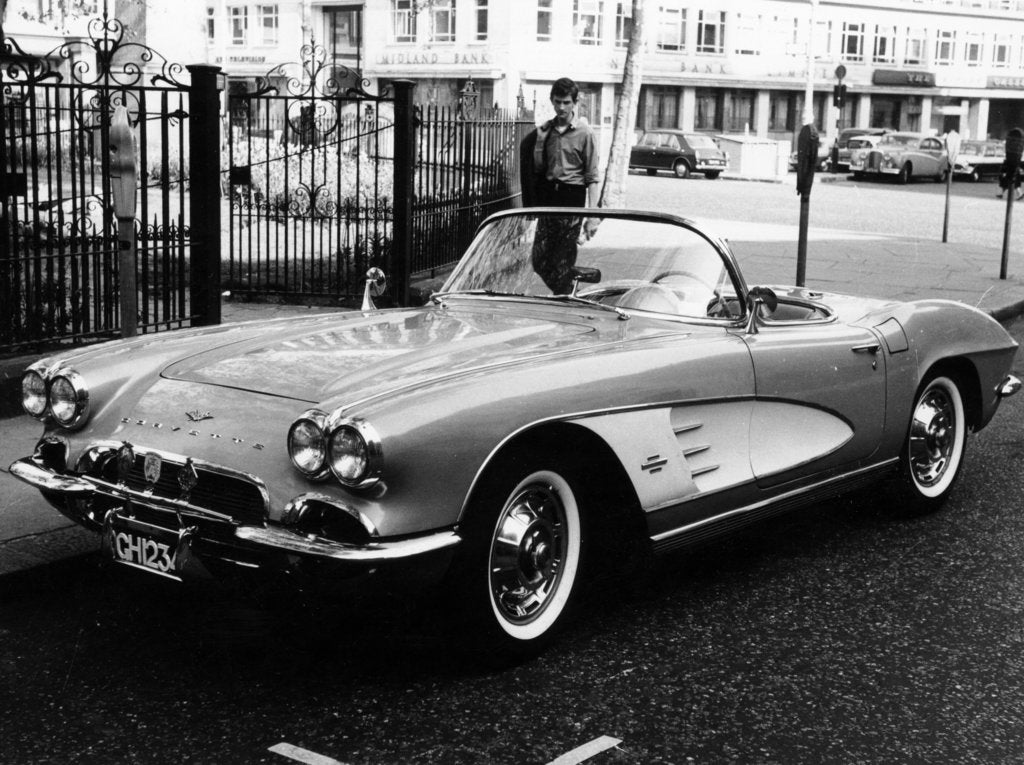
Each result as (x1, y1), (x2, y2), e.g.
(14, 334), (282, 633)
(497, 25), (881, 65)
(832, 83), (847, 108)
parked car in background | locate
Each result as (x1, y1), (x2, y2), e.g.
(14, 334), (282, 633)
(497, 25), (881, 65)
(849, 132), (948, 183)
(10, 208), (1021, 658)
(834, 127), (890, 171)
(846, 135), (883, 175)
(952, 140), (1005, 182)
(630, 130), (728, 179)
(788, 142), (831, 172)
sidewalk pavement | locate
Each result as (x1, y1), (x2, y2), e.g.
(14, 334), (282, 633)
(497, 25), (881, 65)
(2, 223), (1024, 575)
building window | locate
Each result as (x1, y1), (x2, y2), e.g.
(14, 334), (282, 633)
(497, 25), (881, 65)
(228, 5), (247, 46)
(206, 6), (215, 42)
(392, 0), (416, 43)
(905, 27), (927, 66)
(537, 0), (553, 42)
(696, 10), (725, 55)
(656, 4), (685, 52)
(649, 87), (678, 128)
(256, 5), (278, 45)
(615, 2), (632, 49)
(935, 29), (956, 65)
(812, 19), (831, 60)
(324, 7), (361, 56)
(768, 15), (799, 57)
(768, 92), (796, 132)
(964, 32), (983, 67)
(475, 0), (488, 41)
(725, 90), (755, 132)
(993, 34), (1011, 68)
(733, 13), (760, 56)
(695, 89), (721, 131)
(840, 22), (864, 62)
(430, 0), (456, 43)
(873, 25), (896, 64)
(574, 0), (604, 46)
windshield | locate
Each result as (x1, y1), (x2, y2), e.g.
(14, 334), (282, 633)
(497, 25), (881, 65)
(441, 212), (741, 320)
(685, 134), (719, 149)
(879, 134), (918, 147)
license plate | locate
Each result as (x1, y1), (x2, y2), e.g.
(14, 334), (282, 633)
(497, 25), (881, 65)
(104, 511), (182, 581)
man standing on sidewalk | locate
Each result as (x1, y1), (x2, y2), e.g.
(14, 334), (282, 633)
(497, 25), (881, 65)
(522, 77), (601, 209)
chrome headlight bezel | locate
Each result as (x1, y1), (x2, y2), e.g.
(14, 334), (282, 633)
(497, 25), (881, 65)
(325, 413), (383, 490)
(287, 409), (330, 479)
(48, 370), (89, 428)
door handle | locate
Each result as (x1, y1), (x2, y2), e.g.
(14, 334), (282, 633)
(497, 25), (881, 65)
(851, 343), (881, 354)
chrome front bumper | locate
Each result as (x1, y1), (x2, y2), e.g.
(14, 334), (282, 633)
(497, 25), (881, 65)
(9, 457), (461, 566)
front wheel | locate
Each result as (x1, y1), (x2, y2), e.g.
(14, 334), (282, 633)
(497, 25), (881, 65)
(897, 163), (912, 184)
(704, 170), (721, 180)
(894, 375), (967, 514)
(449, 455), (592, 658)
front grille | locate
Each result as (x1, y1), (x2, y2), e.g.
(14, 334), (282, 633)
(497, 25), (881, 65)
(867, 151), (882, 170)
(81, 445), (269, 524)
(125, 457), (267, 523)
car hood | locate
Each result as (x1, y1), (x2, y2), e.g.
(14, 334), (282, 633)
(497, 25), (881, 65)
(161, 304), (631, 406)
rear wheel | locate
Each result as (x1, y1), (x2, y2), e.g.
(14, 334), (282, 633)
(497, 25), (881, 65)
(970, 168), (982, 183)
(893, 375), (967, 514)
(673, 160), (691, 179)
(448, 452), (593, 658)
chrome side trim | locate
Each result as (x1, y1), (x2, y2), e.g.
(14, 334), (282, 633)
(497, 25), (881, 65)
(234, 526), (460, 562)
(650, 457), (899, 544)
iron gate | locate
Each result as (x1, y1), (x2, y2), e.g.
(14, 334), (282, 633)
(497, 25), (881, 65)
(227, 45), (405, 304)
(1, 13), (220, 353)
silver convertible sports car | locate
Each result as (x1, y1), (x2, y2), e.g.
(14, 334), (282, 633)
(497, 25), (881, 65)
(11, 209), (1021, 656)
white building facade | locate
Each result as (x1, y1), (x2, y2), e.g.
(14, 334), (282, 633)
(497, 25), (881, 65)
(11, 0), (1024, 147)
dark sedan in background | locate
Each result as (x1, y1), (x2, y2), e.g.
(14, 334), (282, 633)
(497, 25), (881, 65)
(630, 130), (728, 179)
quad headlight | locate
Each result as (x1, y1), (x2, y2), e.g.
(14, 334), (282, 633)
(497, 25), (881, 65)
(21, 370), (47, 417)
(21, 366), (89, 428)
(288, 410), (383, 489)
(328, 418), (382, 489)
(287, 410), (329, 478)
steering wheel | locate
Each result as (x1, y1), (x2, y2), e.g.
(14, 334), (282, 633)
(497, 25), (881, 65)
(651, 270), (717, 293)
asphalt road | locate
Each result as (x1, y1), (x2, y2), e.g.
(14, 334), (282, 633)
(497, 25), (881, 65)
(628, 168), (1024, 255)
(1, 338), (1022, 764)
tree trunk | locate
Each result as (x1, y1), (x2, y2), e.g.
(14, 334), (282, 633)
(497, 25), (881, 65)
(598, 0), (647, 209)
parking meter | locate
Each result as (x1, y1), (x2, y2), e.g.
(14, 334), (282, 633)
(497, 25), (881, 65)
(109, 106), (137, 219)
(108, 106), (139, 337)
(1002, 127), (1024, 279)
(796, 123), (819, 197)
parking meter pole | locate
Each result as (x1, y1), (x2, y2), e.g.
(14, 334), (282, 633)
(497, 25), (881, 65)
(109, 106), (138, 337)
(797, 196), (810, 287)
(795, 124), (819, 287)
(942, 131), (960, 245)
(1001, 128), (1023, 280)
(942, 169), (952, 243)
(117, 219), (137, 337)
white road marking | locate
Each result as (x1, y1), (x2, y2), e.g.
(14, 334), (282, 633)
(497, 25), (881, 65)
(268, 742), (347, 765)
(546, 735), (624, 765)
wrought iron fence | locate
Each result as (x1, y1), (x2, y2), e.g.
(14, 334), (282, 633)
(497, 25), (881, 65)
(412, 103), (534, 278)
(1, 11), (219, 353)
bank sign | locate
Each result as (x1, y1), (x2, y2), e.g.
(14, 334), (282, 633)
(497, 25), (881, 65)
(375, 50), (493, 67)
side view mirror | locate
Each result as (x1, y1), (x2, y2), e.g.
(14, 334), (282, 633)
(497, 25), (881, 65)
(744, 286), (779, 335)
(569, 266), (601, 296)
(361, 267), (387, 311)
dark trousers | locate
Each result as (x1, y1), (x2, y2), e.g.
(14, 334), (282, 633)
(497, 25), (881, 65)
(536, 180), (587, 208)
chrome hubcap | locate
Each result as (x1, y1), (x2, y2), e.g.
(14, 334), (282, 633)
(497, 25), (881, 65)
(909, 387), (957, 487)
(489, 484), (566, 624)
